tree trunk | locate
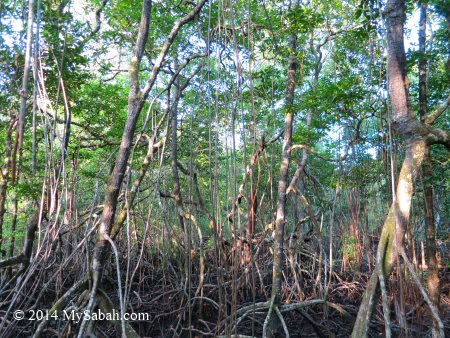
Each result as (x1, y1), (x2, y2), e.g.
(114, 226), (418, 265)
(16, 0), (34, 162)
(0, 119), (14, 254)
(171, 67), (186, 232)
(264, 31), (298, 337)
(422, 147), (440, 337)
(87, 1), (207, 326)
(90, 0), (152, 298)
(351, 0), (449, 336)
(418, 5), (440, 336)
(352, 138), (428, 336)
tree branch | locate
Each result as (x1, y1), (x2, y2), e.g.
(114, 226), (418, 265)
(425, 94), (450, 125)
(140, 0), (207, 105)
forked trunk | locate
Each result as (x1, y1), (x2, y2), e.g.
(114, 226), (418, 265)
(351, 138), (427, 337)
(351, 0), (448, 335)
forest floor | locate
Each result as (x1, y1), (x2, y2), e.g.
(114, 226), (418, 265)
(8, 237), (446, 338)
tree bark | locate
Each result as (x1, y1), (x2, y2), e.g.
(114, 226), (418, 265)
(351, 0), (448, 336)
(16, 0), (34, 157)
(90, 0), (152, 299)
(171, 65), (186, 232)
(422, 147), (440, 338)
(88, 1), (207, 322)
(0, 119), (14, 254)
(264, 31), (298, 337)
(418, 5), (440, 337)
(351, 139), (428, 337)
(110, 57), (204, 239)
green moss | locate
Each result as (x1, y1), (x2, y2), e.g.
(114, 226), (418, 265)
(381, 206), (396, 275)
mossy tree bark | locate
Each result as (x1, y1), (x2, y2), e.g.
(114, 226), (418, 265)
(89, 0), (153, 304)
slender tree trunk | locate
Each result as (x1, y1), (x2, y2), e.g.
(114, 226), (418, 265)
(87, 1), (207, 325)
(272, 32), (297, 303)
(422, 147), (440, 337)
(264, 31), (298, 337)
(245, 191), (257, 240)
(6, 0), (34, 258)
(111, 57), (202, 239)
(418, 4), (427, 121)
(111, 123), (167, 239)
(9, 200), (17, 258)
(16, 0), (34, 160)
(89, 0), (153, 312)
(171, 71), (185, 232)
(0, 119), (14, 254)
(418, 5), (440, 336)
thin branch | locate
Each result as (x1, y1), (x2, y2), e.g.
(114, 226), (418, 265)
(90, 0), (109, 35)
(0, 254), (26, 269)
(425, 94), (450, 125)
(140, 0), (208, 104)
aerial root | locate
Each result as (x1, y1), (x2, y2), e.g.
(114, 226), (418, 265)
(31, 277), (141, 338)
(400, 248), (445, 338)
(223, 298), (348, 337)
(33, 278), (89, 338)
(377, 249), (391, 338)
(275, 306), (290, 338)
(96, 288), (140, 338)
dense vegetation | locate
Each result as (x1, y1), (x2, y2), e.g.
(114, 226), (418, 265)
(0, 0), (449, 337)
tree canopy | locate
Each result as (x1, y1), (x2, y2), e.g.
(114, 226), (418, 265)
(0, 0), (449, 337)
